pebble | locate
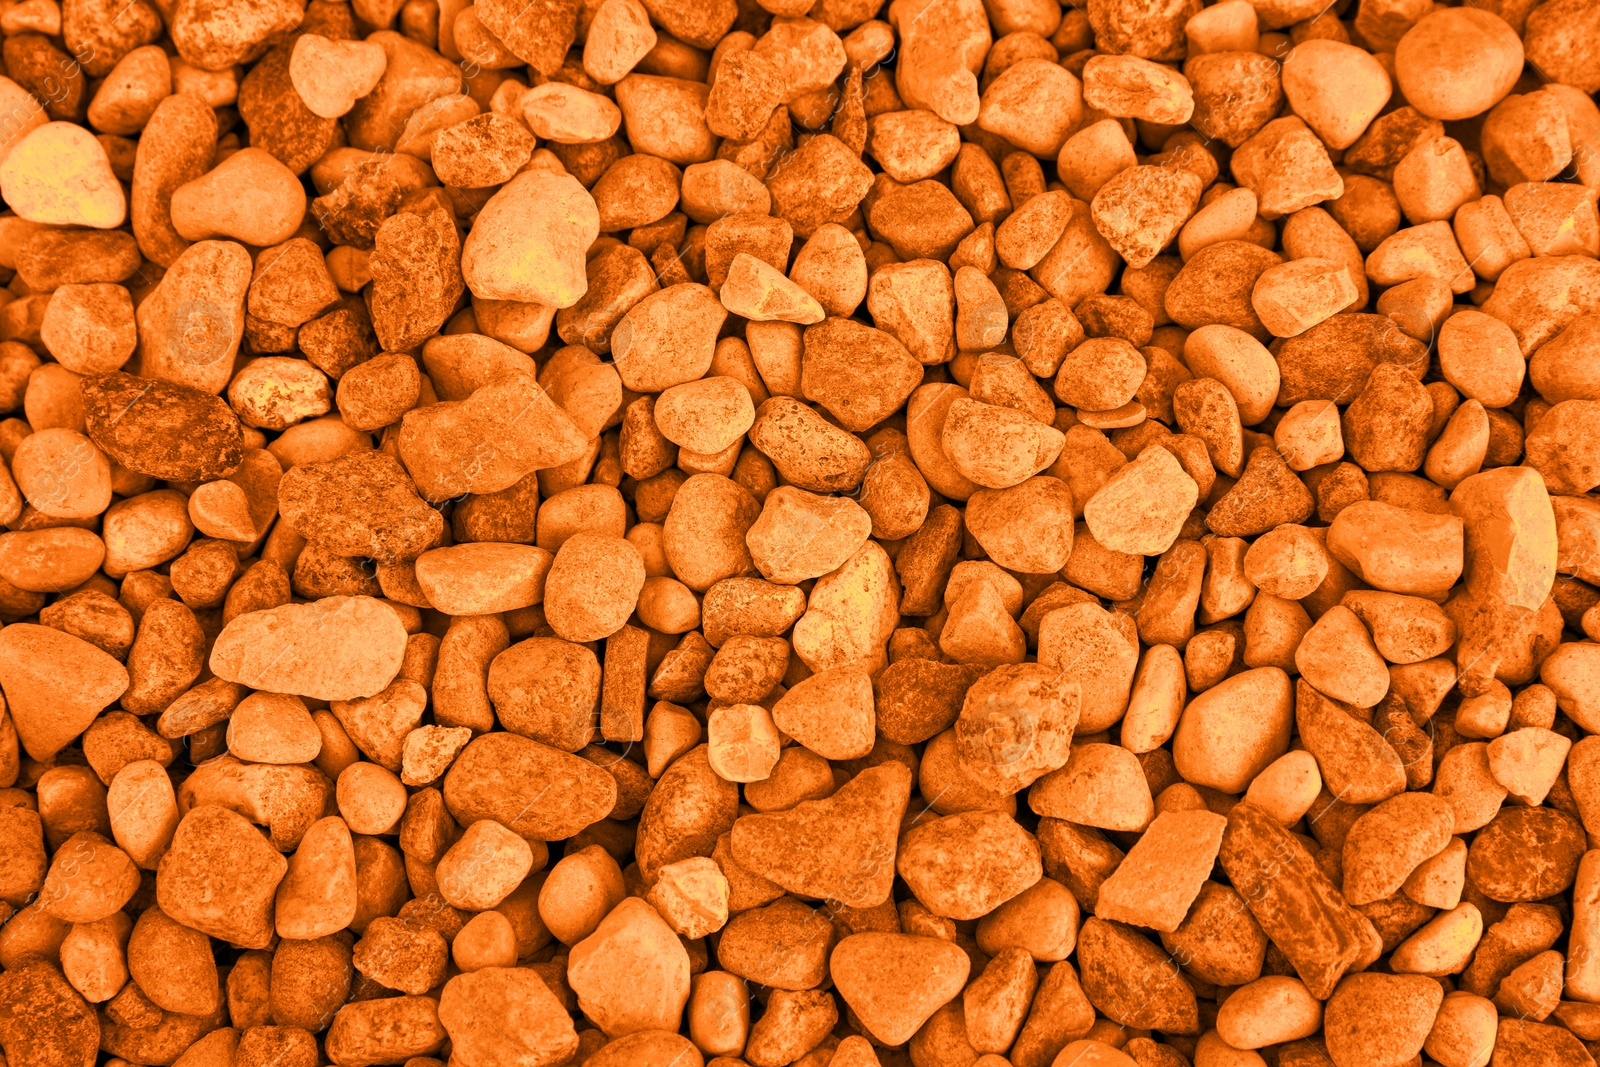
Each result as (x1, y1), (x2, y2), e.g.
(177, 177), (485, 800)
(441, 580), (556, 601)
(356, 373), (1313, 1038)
(169, 147), (307, 247)
(209, 595), (408, 701)
(289, 34), (388, 119)
(0, 121), (125, 228)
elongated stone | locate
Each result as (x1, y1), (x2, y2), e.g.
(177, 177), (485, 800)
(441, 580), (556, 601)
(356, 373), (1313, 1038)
(209, 596), (408, 701)
(1218, 801), (1371, 999)
(441, 732), (617, 841)
(81, 372), (244, 480)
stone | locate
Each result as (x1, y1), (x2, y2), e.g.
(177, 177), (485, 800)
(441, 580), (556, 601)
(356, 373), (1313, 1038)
(1218, 802), (1371, 998)
(463, 172), (598, 308)
(0, 624), (128, 760)
(0, 122), (124, 228)
(368, 193), (464, 352)
(279, 452), (443, 564)
(156, 805), (288, 949)
(0, 962), (99, 1067)
(289, 34), (386, 118)
(730, 761), (912, 907)
(169, 0), (305, 71)
(1083, 445), (1198, 556)
(830, 933), (970, 1045)
(398, 373), (589, 501)
(1077, 918), (1201, 1032)
(134, 239), (252, 394)
(209, 596), (408, 701)
(746, 486), (872, 585)
(1093, 810), (1228, 933)
(567, 897), (690, 1036)
(897, 809), (1042, 919)
(442, 732), (617, 841)
(438, 968), (579, 1067)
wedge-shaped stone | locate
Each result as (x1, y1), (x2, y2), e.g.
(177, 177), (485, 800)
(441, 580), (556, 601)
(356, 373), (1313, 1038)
(1218, 801), (1371, 999)
(1095, 810), (1228, 933)
(769, 667), (875, 760)
(830, 933), (970, 1045)
(730, 761), (911, 907)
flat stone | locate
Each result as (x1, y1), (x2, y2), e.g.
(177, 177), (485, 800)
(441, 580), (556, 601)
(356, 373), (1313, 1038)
(1094, 809), (1228, 932)
(81, 372), (244, 481)
(209, 595), (408, 701)
(730, 761), (911, 907)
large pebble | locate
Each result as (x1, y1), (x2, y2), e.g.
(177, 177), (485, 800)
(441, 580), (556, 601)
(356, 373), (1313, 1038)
(209, 596), (407, 701)
(0, 122), (124, 228)
(462, 172), (599, 308)
(155, 805), (287, 949)
(0, 623), (128, 761)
